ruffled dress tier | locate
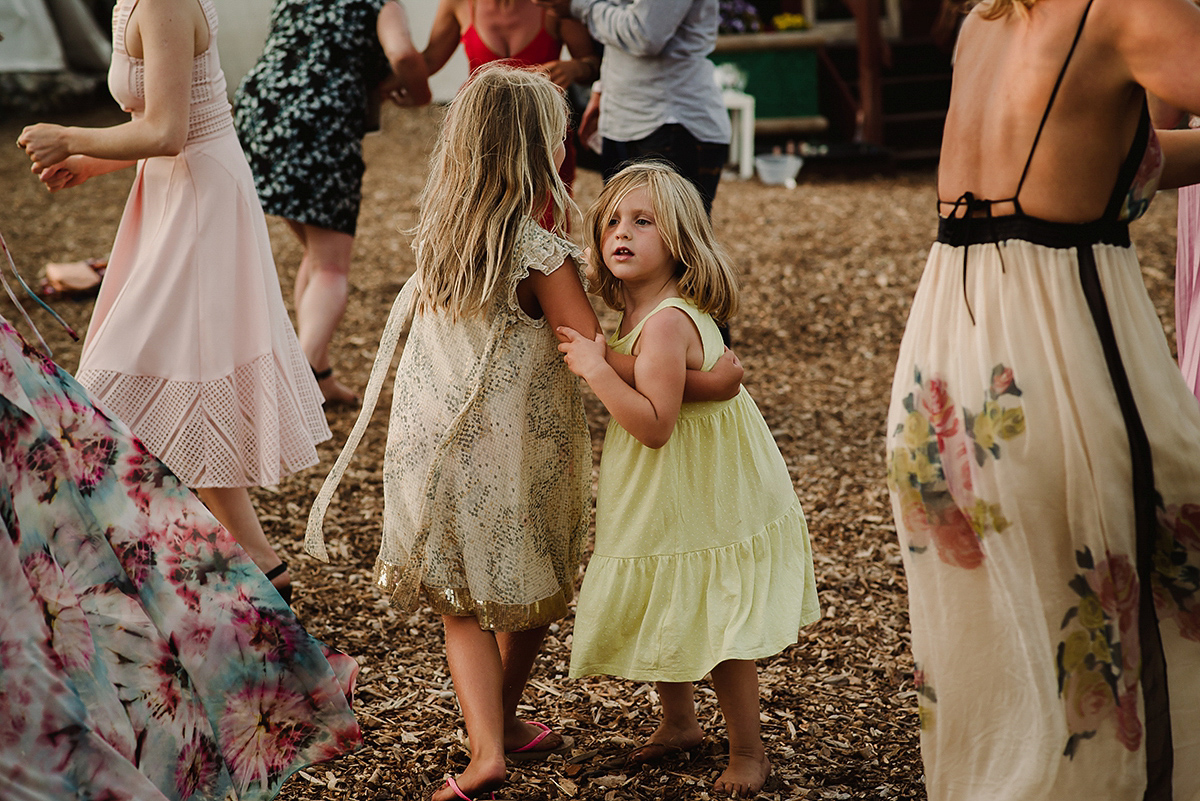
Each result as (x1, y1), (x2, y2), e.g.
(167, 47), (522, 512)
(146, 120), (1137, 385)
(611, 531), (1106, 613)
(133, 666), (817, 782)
(77, 0), (329, 489)
(569, 298), (820, 683)
(307, 222), (591, 632)
(0, 314), (360, 801)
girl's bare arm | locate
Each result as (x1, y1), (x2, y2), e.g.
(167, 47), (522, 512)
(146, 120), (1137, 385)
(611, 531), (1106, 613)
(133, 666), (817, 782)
(524, 258), (741, 397)
(559, 310), (693, 448)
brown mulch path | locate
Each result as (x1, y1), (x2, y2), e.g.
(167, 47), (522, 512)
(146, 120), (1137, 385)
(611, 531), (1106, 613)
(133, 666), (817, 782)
(1, 104), (1181, 801)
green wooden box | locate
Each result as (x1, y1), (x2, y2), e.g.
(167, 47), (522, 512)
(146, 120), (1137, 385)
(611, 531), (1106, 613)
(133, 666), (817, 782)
(711, 33), (821, 119)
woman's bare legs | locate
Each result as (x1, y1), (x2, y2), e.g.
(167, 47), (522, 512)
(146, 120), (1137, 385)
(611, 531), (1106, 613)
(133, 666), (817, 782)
(436, 615), (509, 801)
(195, 486), (291, 593)
(710, 659), (770, 797)
(285, 220), (358, 405)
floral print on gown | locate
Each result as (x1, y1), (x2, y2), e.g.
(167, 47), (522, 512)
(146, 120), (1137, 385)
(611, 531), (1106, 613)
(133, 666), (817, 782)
(0, 316), (362, 800)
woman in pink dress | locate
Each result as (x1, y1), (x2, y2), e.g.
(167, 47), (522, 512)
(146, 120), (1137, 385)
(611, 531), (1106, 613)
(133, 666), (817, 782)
(424, 0), (598, 211)
(1149, 96), (1200, 402)
(17, 0), (330, 602)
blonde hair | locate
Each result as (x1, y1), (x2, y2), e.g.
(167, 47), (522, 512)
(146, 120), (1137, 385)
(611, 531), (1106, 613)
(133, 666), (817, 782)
(973, 0), (1039, 19)
(585, 162), (739, 324)
(412, 64), (572, 318)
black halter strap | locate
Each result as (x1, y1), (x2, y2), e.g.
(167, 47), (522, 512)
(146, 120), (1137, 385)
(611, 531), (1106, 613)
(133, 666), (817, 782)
(1011, 0), (1097, 213)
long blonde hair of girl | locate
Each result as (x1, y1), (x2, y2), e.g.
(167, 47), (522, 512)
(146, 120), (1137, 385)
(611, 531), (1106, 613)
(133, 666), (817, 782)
(585, 162), (739, 324)
(412, 64), (571, 319)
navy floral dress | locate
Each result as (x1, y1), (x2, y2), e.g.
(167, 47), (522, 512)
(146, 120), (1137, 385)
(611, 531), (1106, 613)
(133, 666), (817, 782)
(0, 314), (362, 800)
(233, 0), (390, 236)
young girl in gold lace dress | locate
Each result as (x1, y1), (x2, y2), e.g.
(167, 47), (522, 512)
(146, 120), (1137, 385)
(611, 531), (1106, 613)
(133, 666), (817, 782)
(304, 65), (740, 800)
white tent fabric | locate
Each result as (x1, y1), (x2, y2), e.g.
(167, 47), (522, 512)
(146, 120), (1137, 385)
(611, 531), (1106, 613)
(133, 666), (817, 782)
(211, 0), (272, 99)
(0, 0), (109, 72)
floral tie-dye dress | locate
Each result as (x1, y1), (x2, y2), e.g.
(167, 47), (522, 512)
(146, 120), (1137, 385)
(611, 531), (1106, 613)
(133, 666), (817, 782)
(0, 314), (362, 800)
(885, 3), (1200, 800)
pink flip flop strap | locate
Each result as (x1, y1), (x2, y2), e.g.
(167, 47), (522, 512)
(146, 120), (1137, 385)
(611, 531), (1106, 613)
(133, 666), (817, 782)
(510, 720), (552, 753)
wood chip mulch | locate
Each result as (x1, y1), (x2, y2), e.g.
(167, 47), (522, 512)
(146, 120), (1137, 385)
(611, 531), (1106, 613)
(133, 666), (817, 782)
(1, 103), (1181, 801)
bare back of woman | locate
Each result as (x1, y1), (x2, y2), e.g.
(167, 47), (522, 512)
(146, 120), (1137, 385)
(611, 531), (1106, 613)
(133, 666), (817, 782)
(940, 0), (1200, 221)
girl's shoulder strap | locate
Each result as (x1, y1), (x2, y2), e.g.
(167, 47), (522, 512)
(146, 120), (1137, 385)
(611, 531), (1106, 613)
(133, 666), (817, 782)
(614, 298), (723, 369)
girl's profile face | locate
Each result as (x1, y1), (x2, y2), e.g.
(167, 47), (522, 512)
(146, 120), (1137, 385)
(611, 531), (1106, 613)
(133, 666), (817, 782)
(553, 140), (566, 171)
(601, 186), (675, 285)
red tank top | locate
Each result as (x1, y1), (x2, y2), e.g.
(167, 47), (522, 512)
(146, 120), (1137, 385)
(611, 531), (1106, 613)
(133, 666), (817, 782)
(460, 6), (563, 73)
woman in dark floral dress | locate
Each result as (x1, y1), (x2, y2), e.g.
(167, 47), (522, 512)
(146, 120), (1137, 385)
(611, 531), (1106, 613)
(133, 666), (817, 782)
(0, 243), (362, 799)
(234, 0), (430, 407)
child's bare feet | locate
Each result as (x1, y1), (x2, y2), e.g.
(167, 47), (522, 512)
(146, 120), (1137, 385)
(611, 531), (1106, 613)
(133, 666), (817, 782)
(714, 752), (771, 798)
(626, 721), (706, 765)
(430, 758), (505, 801)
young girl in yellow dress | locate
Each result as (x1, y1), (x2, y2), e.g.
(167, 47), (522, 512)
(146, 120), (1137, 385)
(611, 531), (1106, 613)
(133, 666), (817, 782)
(304, 68), (740, 801)
(558, 162), (820, 798)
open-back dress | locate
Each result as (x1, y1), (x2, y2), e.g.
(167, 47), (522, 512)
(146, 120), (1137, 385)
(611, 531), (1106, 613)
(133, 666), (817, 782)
(885, 3), (1200, 799)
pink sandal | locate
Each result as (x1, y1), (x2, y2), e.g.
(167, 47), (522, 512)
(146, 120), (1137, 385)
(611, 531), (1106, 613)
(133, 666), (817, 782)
(443, 775), (495, 800)
(507, 720), (572, 762)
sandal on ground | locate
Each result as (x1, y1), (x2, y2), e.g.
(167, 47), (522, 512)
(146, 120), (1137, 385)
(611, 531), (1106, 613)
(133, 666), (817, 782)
(507, 721), (573, 762)
(263, 560), (292, 606)
(311, 365), (360, 408)
(443, 775), (496, 801)
(39, 258), (107, 300)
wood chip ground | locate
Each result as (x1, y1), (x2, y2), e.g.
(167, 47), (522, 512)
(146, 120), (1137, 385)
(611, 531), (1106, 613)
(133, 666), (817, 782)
(1, 104), (1181, 800)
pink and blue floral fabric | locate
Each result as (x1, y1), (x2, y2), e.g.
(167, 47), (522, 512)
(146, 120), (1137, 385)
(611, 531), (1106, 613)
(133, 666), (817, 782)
(0, 316), (362, 800)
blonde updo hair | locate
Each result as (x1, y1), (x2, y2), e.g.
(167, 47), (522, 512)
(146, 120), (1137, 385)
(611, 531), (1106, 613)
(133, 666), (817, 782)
(585, 162), (739, 324)
(974, 0), (1040, 19)
(412, 64), (572, 319)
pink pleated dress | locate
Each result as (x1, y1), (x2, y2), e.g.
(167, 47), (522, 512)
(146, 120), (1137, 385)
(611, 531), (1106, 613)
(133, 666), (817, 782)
(77, 0), (330, 488)
(1176, 117), (1200, 403)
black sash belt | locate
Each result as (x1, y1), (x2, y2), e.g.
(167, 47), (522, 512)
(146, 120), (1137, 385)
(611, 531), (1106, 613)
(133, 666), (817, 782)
(1076, 245), (1172, 801)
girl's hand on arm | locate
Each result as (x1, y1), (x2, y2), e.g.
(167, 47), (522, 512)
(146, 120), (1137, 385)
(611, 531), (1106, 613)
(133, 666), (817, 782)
(683, 346), (743, 402)
(568, 310), (690, 448)
(557, 326), (610, 381)
(539, 58), (594, 89)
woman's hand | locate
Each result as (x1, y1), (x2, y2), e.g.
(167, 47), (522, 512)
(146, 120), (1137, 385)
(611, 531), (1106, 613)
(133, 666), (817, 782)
(539, 57), (597, 89)
(38, 155), (95, 191)
(17, 124), (73, 174)
(380, 50), (432, 107)
(579, 88), (601, 144)
(534, 0), (573, 18)
(557, 326), (609, 381)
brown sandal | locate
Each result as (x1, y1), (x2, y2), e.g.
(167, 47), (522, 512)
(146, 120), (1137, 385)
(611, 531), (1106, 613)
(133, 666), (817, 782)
(40, 258), (107, 299)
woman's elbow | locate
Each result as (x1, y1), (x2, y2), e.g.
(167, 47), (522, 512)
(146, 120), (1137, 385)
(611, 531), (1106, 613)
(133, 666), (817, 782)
(155, 133), (186, 157)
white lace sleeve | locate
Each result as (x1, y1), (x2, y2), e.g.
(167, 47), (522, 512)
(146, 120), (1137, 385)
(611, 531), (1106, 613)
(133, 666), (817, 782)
(504, 222), (587, 324)
(305, 277), (417, 561)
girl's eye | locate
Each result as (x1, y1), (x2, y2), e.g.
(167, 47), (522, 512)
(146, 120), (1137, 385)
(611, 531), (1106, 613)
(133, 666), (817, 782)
(606, 218), (618, 227)
(637, 218), (651, 226)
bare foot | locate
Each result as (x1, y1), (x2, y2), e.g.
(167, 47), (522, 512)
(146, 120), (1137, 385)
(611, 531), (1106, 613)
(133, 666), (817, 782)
(316, 373), (360, 407)
(714, 753), (771, 798)
(430, 758), (505, 801)
(626, 721), (705, 765)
